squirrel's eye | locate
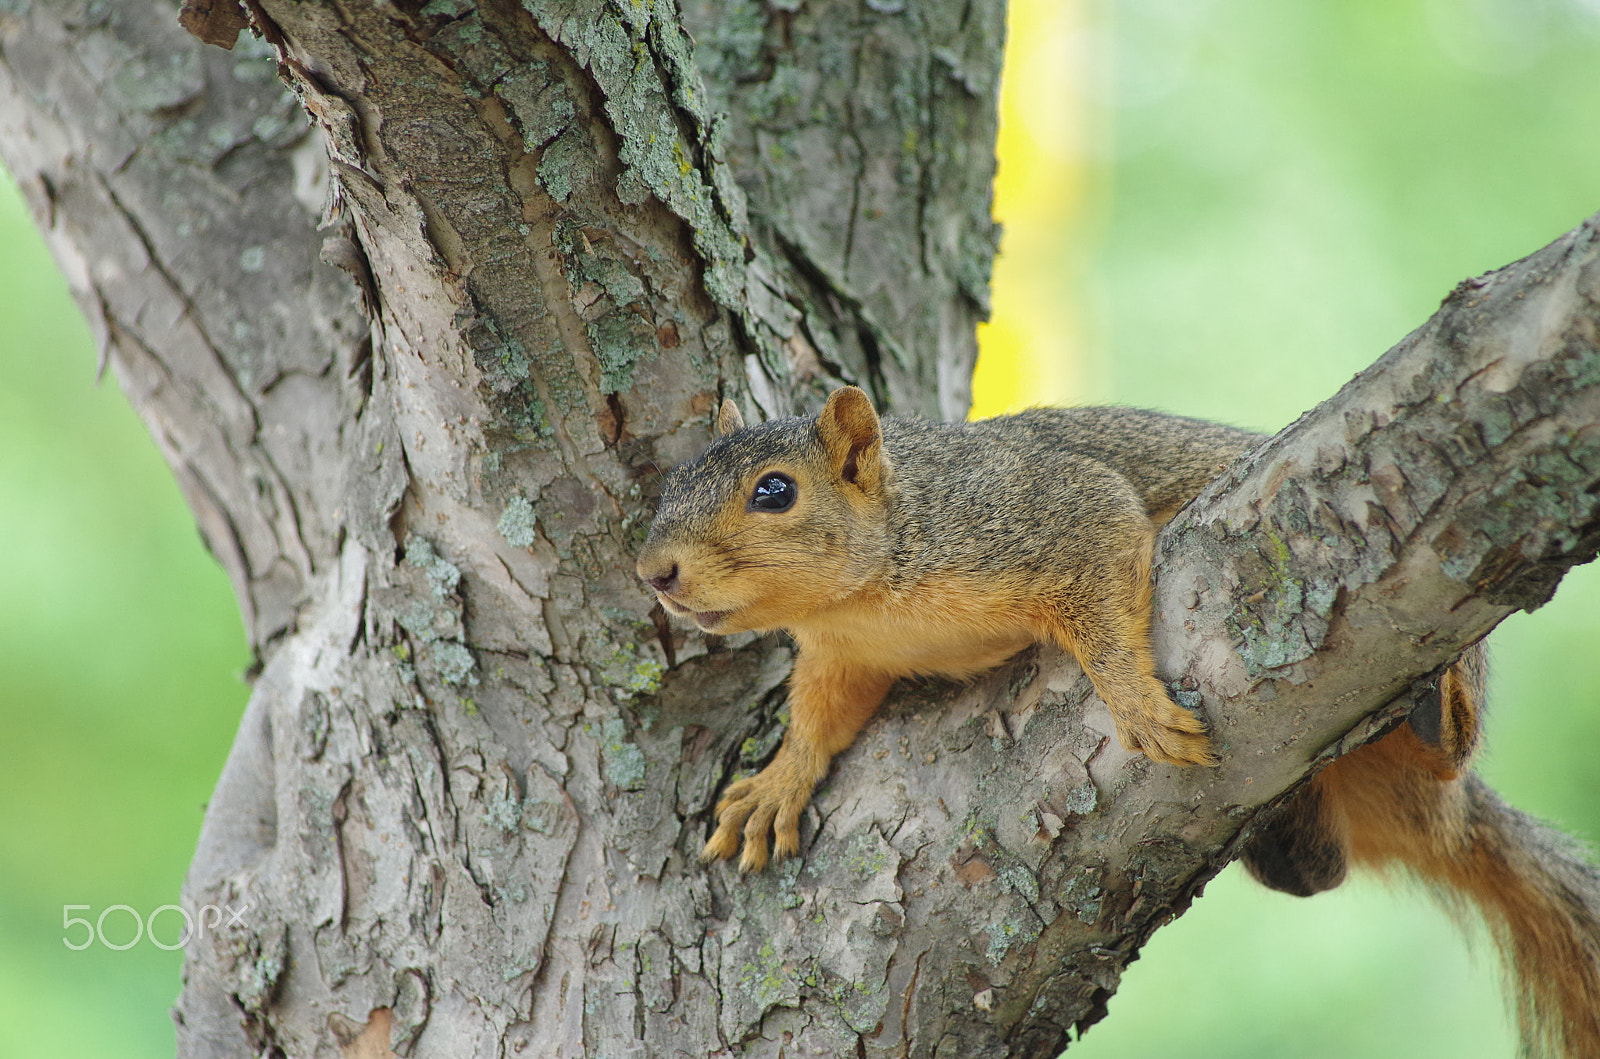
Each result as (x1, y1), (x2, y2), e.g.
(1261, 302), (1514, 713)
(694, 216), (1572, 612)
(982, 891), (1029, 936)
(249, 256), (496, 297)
(749, 473), (797, 513)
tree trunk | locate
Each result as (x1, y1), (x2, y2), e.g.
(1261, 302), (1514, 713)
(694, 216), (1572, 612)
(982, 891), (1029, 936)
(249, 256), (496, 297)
(1, 1), (1597, 1057)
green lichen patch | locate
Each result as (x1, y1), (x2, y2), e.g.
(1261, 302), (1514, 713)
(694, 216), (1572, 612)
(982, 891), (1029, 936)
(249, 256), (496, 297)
(1227, 515), (1338, 677)
(984, 914), (1040, 966)
(735, 938), (805, 1012)
(600, 716), (647, 789)
(497, 495), (539, 547)
(1058, 776), (1099, 818)
(827, 969), (889, 1035)
(738, 724), (783, 766)
(536, 129), (586, 201)
(840, 830), (891, 880)
(526, 0), (749, 314)
(999, 864), (1041, 905)
(597, 642), (665, 699)
(460, 312), (555, 438)
(396, 599), (439, 641)
(629, 657), (665, 694)
(430, 640), (479, 686)
(405, 535), (462, 598)
(587, 310), (657, 393)
(464, 312), (532, 393)
(482, 789), (522, 833)
(1061, 867), (1103, 925)
(576, 247), (647, 306)
(233, 925), (289, 1012)
(420, 0), (473, 16)
(498, 70), (575, 147)
(1436, 426), (1600, 602)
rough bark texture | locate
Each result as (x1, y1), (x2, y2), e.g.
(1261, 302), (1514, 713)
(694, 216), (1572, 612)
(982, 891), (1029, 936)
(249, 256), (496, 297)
(677, 0), (1002, 420)
(1, 0), (1597, 1057)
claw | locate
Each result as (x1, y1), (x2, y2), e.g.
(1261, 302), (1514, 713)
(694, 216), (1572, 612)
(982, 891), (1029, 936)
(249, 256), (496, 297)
(737, 836), (770, 873)
(1118, 697), (1217, 767)
(701, 824), (742, 863)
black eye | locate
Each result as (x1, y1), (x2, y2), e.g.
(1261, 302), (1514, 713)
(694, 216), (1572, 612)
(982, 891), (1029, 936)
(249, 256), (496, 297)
(749, 473), (797, 512)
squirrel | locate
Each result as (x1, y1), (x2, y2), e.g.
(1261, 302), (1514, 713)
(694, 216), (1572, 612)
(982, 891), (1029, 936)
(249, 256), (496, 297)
(636, 385), (1600, 1058)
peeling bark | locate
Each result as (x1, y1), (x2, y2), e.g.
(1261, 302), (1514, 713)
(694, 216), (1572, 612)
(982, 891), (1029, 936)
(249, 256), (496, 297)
(0, 0), (1596, 1056)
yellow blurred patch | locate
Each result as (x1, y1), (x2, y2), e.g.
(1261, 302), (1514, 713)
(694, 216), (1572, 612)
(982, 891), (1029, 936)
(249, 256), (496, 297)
(969, 0), (1088, 419)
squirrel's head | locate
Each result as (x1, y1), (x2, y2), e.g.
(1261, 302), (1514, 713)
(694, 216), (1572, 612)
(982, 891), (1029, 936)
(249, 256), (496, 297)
(636, 386), (894, 635)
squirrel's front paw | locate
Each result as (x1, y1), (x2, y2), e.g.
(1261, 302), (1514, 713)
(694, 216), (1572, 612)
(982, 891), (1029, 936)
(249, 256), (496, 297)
(702, 761), (815, 872)
(1118, 697), (1217, 767)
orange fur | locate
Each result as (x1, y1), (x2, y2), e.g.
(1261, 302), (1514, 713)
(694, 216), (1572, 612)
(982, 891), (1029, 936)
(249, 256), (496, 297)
(1030, 520), (1214, 765)
(703, 566), (1193, 871)
(704, 659), (894, 871)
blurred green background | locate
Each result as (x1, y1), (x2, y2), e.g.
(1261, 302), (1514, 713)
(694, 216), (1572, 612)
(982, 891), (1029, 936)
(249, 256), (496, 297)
(1, 0), (1598, 1055)
(0, 175), (249, 1050)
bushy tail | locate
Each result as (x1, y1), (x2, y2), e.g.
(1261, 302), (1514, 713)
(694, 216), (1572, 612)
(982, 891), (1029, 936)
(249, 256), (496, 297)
(1250, 722), (1600, 1059)
(1243, 650), (1600, 1056)
(1417, 776), (1600, 1059)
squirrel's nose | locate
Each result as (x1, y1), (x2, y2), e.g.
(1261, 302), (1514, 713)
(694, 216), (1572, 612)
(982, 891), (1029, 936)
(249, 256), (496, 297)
(643, 562), (679, 595)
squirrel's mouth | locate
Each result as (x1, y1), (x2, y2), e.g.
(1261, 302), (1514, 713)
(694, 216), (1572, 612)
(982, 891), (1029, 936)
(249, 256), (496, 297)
(657, 594), (733, 631)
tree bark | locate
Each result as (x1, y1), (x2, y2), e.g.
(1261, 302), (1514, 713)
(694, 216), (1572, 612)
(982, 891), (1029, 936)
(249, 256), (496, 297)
(1, 1), (1597, 1057)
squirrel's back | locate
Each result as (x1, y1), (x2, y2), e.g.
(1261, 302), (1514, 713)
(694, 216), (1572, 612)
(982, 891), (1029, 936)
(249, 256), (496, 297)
(876, 407), (1262, 580)
(641, 402), (1263, 610)
(969, 407), (1263, 522)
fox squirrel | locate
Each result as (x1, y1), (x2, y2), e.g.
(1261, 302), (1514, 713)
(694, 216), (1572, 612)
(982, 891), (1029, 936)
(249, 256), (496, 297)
(636, 385), (1600, 1058)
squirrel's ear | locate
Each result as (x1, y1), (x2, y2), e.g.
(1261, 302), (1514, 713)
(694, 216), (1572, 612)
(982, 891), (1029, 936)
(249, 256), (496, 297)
(715, 399), (745, 436)
(817, 386), (887, 491)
